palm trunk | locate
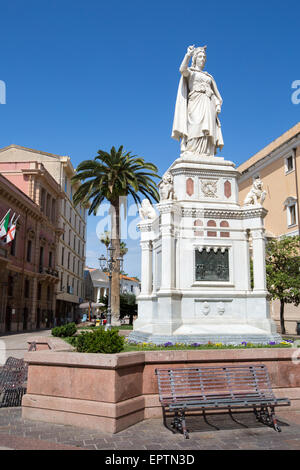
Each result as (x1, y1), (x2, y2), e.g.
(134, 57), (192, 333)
(110, 200), (120, 326)
(280, 299), (286, 335)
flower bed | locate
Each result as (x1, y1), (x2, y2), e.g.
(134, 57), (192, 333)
(123, 338), (293, 351)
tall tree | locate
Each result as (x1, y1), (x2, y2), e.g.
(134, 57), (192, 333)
(266, 236), (300, 334)
(72, 145), (160, 325)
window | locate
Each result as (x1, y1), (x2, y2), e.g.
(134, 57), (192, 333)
(24, 279), (30, 298)
(10, 233), (17, 256)
(51, 199), (56, 223)
(37, 283), (42, 301)
(49, 251), (53, 268)
(8, 276), (14, 297)
(285, 155), (294, 174)
(40, 188), (46, 212)
(288, 204), (297, 226)
(61, 247), (64, 265)
(39, 246), (44, 269)
(64, 176), (68, 193)
(46, 193), (51, 218)
(26, 240), (32, 262)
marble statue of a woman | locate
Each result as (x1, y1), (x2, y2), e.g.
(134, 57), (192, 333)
(172, 45), (224, 157)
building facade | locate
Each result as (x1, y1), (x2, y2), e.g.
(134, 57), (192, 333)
(84, 267), (140, 303)
(0, 145), (88, 325)
(237, 122), (300, 333)
(0, 172), (59, 332)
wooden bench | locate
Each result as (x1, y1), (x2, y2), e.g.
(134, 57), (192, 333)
(0, 357), (28, 408)
(155, 365), (291, 439)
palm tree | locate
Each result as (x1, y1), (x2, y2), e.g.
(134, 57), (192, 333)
(72, 145), (160, 325)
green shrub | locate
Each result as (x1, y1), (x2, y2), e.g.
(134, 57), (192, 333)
(76, 328), (124, 353)
(51, 322), (77, 338)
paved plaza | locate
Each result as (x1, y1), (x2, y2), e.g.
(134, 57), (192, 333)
(0, 407), (300, 450)
(0, 329), (52, 363)
(1, 330), (300, 450)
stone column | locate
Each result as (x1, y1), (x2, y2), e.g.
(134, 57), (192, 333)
(159, 205), (175, 291)
(251, 228), (267, 291)
(140, 240), (153, 295)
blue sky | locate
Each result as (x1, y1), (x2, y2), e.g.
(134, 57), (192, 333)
(0, 0), (299, 277)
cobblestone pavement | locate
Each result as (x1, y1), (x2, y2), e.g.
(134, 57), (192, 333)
(0, 407), (300, 450)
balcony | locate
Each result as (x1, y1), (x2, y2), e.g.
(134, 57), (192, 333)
(38, 266), (59, 282)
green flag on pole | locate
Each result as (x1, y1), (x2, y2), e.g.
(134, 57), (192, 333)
(0, 210), (11, 238)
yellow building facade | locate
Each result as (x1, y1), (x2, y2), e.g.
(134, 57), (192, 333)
(237, 122), (300, 334)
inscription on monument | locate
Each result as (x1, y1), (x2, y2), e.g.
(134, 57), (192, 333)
(195, 248), (229, 281)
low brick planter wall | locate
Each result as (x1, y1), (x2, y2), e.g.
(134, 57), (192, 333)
(22, 338), (300, 433)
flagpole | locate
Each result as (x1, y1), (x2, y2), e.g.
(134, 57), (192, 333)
(0, 209), (11, 226)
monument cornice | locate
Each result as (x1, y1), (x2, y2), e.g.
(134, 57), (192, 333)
(137, 221), (153, 232)
(171, 168), (238, 180)
(157, 202), (181, 215)
(181, 206), (268, 219)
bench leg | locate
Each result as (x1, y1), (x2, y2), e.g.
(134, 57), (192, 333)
(270, 406), (281, 433)
(171, 410), (180, 434)
(254, 406), (281, 432)
(180, 410), (189, 439)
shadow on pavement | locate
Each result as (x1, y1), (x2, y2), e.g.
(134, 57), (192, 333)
(163, 410), (289, 435)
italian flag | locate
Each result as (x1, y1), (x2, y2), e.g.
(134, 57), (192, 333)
(5, 214), (19, 244)
(0, 210), (11, 239)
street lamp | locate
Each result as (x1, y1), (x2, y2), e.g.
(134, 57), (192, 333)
(99, 242), (123, 330)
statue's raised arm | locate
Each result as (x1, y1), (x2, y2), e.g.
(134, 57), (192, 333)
(172, 44), (224, 157)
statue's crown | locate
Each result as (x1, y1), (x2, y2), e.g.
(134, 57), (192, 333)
(194, 45), (207, 54)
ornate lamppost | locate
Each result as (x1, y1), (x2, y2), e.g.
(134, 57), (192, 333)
(99, 242), (123, 330)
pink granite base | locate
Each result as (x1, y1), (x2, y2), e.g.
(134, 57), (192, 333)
(22, 338), (300, 433)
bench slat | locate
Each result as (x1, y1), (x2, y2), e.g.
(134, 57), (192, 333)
(156, 365), (288, 409)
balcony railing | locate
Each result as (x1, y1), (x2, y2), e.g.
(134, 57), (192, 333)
(39, 266), (59, 277)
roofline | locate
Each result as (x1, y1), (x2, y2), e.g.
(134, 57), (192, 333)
(237, 122), (300, 174)
(0, 144), (69, 160)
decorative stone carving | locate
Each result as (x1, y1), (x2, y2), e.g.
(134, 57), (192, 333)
(186, 177), (194, 196)
(200, 179), (218, 198)
(243, 179), (267, 206)
(224, 180), (231, 198)
(139, 199), (157, 220)
(217, 302), (225, 315)
(202, 301), (210, 316)
(159, 172), (176, 201)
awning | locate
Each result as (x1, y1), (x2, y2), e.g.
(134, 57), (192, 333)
(79, 302), (105, 309)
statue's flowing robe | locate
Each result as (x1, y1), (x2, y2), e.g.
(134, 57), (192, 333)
(171, 69), (224, 153)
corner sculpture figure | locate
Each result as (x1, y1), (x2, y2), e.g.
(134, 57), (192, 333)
(244, 178), (267, 206)
(139, 199), (157, 220)
(159, 172), (176, 201)
(172, 45), (224, 157)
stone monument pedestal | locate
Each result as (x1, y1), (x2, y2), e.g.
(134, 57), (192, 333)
(129, 155), (281, 345)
